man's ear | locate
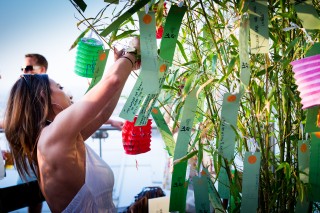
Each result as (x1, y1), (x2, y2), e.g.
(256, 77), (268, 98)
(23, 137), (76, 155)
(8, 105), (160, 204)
(40, 67), (47, 73)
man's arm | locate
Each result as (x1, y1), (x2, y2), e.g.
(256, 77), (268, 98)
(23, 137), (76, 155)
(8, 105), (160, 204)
(105, 119), (124, 130)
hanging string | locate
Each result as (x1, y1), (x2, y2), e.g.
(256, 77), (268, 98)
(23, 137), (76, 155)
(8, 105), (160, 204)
(300, 123), (304, 141)
(230, 80), (240, 94)
(178, 0), (184, 7)
(248, 137), (258, 155)
(283, 22), (314, 44)
(88, 29), (106, 51)
(145, 3), (149, 14)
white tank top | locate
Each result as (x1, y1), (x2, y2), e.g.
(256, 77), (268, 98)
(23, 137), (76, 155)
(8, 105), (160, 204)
(62, 144), (116, 213)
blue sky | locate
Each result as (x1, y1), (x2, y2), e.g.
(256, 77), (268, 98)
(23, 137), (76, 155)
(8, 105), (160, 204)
(0, 0), (134, 102)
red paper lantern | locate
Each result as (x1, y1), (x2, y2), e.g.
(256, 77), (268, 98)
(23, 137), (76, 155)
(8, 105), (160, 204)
(156, 25), (164, 39)
(122, 116), (152, 155)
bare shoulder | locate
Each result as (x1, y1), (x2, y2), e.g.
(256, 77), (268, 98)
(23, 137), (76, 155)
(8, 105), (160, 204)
(37, 125), (85, 164)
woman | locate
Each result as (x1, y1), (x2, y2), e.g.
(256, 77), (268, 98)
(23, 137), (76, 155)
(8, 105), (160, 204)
(4, 37), (140, 212)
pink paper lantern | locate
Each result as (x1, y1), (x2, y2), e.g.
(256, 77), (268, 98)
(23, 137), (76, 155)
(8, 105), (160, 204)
(291, 54), (320, 109)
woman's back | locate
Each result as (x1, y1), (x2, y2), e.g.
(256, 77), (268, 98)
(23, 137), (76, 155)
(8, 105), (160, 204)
(37, 131), (86, 212)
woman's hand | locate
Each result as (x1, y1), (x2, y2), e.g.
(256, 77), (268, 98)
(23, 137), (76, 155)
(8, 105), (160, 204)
(129, 36), (141, 56)
(113, 47), (124, 61)
(129, 36), (141, 70)
(113, 36), (141, 70)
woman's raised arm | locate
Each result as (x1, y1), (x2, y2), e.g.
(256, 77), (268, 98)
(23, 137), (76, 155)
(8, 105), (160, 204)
(49, 37), (140, 141)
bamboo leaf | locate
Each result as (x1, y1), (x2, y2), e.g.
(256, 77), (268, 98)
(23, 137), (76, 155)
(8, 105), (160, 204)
(173, 150), (198, 166)
(197, 143), (203, 173)
(69, 28), (90, 51)
(113, 30), (137, 41)
(72, 0), (87, 12)
(284, 38), (299, 57)
(176, 40), (188, 62)
(100, 0), (150, 37)
(180, 60), (197, 67)
(197, 78), (214, 98)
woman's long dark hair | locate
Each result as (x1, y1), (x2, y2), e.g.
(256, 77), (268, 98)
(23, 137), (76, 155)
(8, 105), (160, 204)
(4, 74), (52, 181)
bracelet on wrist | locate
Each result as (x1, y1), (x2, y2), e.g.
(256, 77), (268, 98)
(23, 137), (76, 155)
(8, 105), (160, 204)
(120, 56), (134, 68)
(123, 47), (139, 60)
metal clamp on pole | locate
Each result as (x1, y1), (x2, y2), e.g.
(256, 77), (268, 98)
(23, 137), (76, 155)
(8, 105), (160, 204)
(91, 124), (117, 157)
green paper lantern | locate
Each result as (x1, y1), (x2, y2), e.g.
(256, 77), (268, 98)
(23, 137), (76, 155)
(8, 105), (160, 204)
(74, 37), (103, 78)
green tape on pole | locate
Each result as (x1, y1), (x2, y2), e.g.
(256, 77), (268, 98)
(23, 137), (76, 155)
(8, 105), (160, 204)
(138, 11), (159, 94)
(170, 89), (198, 212)
(151, 107), (175, 157)
(240, 152), (261, 213)
(239, 14), (250, 86)
(159, 5), (187, 66)
(86, 49), (109, 93)
(248, 0), (269, 54)
(294, 0), (320, 30)
(193, 175), (210, 213)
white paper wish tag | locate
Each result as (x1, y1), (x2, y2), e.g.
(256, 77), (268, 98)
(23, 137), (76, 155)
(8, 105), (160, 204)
(148, 196), (170, 213)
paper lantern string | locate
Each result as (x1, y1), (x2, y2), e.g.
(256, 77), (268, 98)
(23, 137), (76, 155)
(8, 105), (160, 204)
(145, 4), (149, 14)
(230, 80), (240, 94)
(178, 1), (184, 7)
(148, 0), (156, 12)
(300, 123), (304, 140)
(248, 137), (258, 155)
(283, 22), (314, 44)
(88, 29), (106, 51)
(300, 123), (309, 140)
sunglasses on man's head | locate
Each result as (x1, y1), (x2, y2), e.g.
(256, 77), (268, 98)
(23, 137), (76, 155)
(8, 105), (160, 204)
(21, 65), (41, 72)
